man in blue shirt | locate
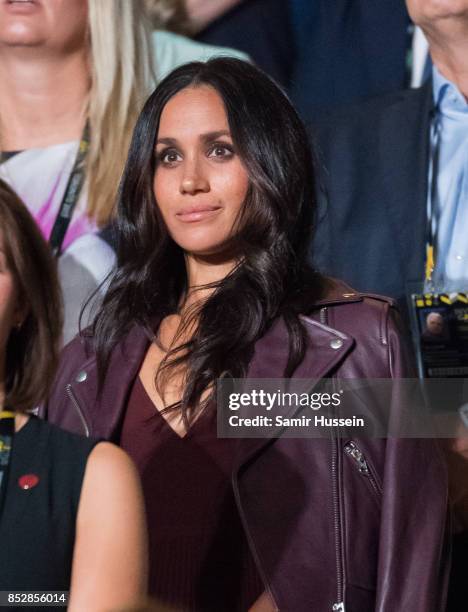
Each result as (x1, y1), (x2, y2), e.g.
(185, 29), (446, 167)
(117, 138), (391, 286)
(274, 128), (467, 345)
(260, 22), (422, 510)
(313, 0), (468, 306)
(313, 4), (467, 608)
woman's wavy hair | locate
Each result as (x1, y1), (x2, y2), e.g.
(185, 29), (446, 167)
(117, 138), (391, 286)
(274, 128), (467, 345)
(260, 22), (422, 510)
(93, 58), (322, 423)
(0, 179), (62, 412)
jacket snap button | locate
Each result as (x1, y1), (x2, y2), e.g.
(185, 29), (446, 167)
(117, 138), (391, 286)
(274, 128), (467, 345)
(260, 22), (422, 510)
(330, 338), (343, 350)
(75, 370), (87, 383)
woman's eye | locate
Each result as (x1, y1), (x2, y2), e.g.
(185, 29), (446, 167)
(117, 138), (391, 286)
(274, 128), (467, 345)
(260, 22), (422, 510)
(208, 144), (234, 159)
(159, 150), (181, 165)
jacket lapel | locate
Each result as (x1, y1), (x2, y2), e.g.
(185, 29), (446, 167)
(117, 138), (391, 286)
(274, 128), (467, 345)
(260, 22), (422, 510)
(70, 326), (151, 440)
(234, 313), (355, 471)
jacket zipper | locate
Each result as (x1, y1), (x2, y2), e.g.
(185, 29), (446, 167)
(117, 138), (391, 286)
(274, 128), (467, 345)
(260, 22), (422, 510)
(344, 441), (382, 499)
(65, 384), (90, 437)
(319, 306), (328, 326)
(321, 306), (346, 612)
(331, 425), (345, 612)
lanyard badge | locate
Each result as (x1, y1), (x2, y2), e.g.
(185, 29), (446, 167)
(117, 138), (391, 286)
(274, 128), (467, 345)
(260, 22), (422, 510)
(411, 292), (468, 379)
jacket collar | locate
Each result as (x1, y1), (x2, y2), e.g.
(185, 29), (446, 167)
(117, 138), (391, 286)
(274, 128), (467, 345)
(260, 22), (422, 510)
(74, 281), (358, 444)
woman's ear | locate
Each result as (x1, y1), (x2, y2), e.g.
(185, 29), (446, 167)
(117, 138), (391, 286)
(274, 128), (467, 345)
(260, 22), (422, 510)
(13, 300), (29, 331)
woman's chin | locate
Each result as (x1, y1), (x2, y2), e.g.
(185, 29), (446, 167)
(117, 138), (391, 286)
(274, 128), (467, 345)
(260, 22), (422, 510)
(182, 243), (239, 264)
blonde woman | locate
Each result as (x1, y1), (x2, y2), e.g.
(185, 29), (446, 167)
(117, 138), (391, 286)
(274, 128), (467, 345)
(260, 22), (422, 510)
(0, 0), (153, 344)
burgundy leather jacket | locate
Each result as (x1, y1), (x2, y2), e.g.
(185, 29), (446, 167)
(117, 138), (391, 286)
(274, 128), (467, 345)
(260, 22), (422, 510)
(42, 282), (449, 612)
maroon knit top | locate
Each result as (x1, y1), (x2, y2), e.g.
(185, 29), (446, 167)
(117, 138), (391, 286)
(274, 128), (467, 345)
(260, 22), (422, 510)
(120, 376), (264, 611)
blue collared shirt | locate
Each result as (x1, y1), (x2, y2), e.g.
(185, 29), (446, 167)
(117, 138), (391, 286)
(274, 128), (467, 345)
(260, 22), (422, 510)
(431, 66), (468, 291)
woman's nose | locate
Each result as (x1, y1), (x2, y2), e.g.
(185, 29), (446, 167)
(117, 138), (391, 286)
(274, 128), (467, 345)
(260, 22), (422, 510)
(180, 162), (210, 195)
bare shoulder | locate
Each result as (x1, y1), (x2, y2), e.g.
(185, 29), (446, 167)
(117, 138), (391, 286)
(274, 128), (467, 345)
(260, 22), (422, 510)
(81, 442), (141, 502)
(87, 441), (137, 470)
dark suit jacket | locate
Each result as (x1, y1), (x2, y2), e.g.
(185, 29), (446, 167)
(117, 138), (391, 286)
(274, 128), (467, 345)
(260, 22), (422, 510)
(291, 0), (410, 117)
(196, 0), (410, 115)
(312, 80), (434, 310)
(195, 0), (295, 89)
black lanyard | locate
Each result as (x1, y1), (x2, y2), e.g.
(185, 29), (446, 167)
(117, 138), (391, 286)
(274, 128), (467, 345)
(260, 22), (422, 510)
(425, 113), (442, 290)
(0, 411), (15, 505)
(49, 122), (90, 257)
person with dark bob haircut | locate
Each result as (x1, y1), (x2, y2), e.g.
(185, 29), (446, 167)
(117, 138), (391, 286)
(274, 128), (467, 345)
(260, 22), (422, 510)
(45, 58), (449, 611)
(0, 179), (148, 610)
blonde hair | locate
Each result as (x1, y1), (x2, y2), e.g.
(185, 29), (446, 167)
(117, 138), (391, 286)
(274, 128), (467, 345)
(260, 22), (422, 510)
(87, 0), (155, 225)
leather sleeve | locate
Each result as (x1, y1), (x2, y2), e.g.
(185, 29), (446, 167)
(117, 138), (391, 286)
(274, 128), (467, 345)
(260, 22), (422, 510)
(375, 307), (450, 612)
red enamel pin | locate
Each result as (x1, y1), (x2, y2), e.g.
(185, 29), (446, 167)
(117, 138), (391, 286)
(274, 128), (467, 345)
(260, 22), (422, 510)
(18, 474), (40, 490)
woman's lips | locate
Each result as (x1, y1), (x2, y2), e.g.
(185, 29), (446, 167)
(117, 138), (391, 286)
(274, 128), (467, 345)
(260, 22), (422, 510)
(5, 0), (37, 5)
(4, 0), (39, 13)
(176, 206), (222, 223)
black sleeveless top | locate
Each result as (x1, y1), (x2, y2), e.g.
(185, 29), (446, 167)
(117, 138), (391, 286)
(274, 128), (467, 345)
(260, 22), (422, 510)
(0, 417), (98, 610)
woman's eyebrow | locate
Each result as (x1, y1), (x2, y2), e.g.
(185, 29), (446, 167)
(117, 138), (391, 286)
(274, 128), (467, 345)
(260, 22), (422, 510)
(156, 137), (177, 146)
(201, 130), (231, 142)
(156, 130), (231, 147)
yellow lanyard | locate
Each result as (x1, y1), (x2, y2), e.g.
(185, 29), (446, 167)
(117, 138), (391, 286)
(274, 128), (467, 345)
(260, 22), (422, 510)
(425, 244), (435, 283)
(0, 411), (15, 495)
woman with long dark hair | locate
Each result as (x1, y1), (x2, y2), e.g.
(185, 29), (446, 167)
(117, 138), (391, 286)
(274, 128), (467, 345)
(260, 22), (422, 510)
(45, 58), (449, 611)
(0, 179), (147, 611)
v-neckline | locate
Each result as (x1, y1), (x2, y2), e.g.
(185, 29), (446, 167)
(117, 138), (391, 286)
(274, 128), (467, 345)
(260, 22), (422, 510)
(137, 375), (198, 440)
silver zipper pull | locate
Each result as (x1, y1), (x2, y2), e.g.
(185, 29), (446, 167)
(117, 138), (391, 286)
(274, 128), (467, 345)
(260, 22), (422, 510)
(332, 602), (345, 611)
(319, 306), (328, 325)
(344, 441), (369, 474)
